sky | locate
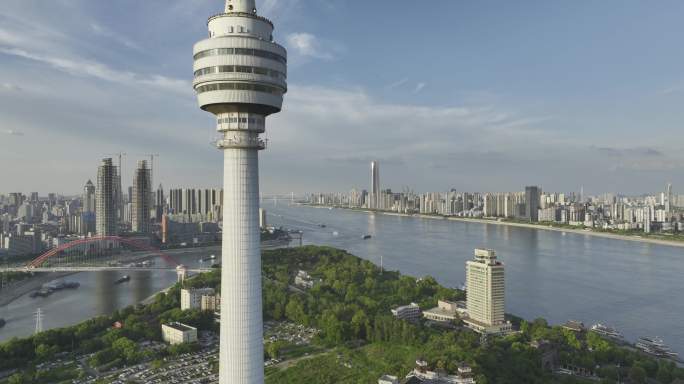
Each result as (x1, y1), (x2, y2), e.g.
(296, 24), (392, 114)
(1, 0), (684, 196)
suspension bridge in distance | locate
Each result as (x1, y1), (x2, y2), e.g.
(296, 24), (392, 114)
(0, 236), (213, 274)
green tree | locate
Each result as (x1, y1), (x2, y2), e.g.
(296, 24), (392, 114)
(628, 366), (646, 384)
(35, 343), (57, 361)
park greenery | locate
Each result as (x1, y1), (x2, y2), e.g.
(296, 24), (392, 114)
(0, 246), (683, 383)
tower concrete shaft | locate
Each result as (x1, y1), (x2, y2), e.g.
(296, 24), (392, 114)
(193, 0), (286, 383)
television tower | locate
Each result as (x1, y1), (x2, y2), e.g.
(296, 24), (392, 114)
(193, 0), (287, 382)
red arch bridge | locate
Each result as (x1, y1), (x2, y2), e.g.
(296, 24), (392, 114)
(1, 236), (211, 273)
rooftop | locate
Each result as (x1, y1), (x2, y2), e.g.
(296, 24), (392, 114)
(164, 322), (197, 333)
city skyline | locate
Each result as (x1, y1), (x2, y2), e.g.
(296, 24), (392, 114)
(3, 1), (684, 194)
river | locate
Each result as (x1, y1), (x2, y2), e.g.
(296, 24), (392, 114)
(265, 202), (684, 355)
(1, 202), (682, 356)
(0, 247), (219, 342)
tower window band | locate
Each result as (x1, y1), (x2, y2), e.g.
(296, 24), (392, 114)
(195, 82), (283, 96)
(194, 65), (286, 80)
(194, 48), (286, 64)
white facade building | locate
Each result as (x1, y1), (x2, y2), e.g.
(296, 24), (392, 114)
(181, 288), (216, 311)
(391, 303), (421, 322)
(464, 248), (512, 335)
(162, 322), (198, 345)
(423, 300), (465, 323)
(193, 0), (287, 382)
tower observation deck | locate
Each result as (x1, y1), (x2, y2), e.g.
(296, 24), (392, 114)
(193, 1), (287, 383)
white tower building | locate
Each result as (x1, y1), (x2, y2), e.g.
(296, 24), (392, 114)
(464, 248), (511, 335)
(193, 1), (287, 383)
(371, 160), (380, 209)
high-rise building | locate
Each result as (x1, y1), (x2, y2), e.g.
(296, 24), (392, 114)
(665, 183), (673, 213)
(464, 248), (511, 335)
(155, 184), (165, 221)
(96, 158), (118, 236)
(193, 0), (287, 382)
(81, 180), (97, 235)
(132, 160), (152, 233)
(371, 160), (380, 209)
(525, 186), (540, 222)
(83, 180), (96, 213)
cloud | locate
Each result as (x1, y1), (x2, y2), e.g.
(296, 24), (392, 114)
(2, 129), (24, 136)
(268, 84), (548, 165)
(1, 83), (21, 92)
(0, 47), (190, 96)
(285, 32), (341, 61)
(592, 146), (684, 172)
(89, 22), (142, 51)
(594, 146), (664, 157)
(386, 78), (409, 90)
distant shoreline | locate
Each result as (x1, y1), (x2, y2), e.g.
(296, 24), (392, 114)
(303, 204), (684, 249)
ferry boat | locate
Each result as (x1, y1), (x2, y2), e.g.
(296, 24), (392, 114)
(636, 337), (679, 359)
(114, 275), (131, 285)
(590, 323), (623, 339)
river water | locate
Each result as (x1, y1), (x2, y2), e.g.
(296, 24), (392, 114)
(0, 248), (218, 342)
(265, 203), (684, 355)
(1, 202), (682, 356)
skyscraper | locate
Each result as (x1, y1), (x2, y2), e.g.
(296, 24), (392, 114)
(464, 248), (511, 335)
(96, 158), (118, 236)
(132, 160), (152, 233)
(193, 1), (287, 382)
(371, 160), (380, 209)
(81, 180), (96, 235)
(525, 186), (540, 222)
(155, 184), (165, 221)
(666, 182), (673, 213)
(83, 180), (96, 213)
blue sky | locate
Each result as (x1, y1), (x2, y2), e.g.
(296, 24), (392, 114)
(1, 0), (683, 195)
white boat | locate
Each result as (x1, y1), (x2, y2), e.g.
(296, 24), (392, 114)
(590, 323), (623, 339)
(636, 337), (678, 359)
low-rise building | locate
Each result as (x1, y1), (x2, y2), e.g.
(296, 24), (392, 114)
(161, 322), (198, 345)
(294, 270), (320, 289)
(423, 300), (464, 323)
(378, 374), (399, 384)
(404, 359), (476, 383)
(180, 287), (215, 310)
(391, 303), (421, 322)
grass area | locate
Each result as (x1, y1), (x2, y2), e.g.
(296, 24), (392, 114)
(266, 343), (419, 384)
(280, 344), (325, 360)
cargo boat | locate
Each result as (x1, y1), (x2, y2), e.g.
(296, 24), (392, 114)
(29, 280), (80, 298)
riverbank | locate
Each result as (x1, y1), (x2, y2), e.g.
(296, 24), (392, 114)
(305, 204), (684, 249)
